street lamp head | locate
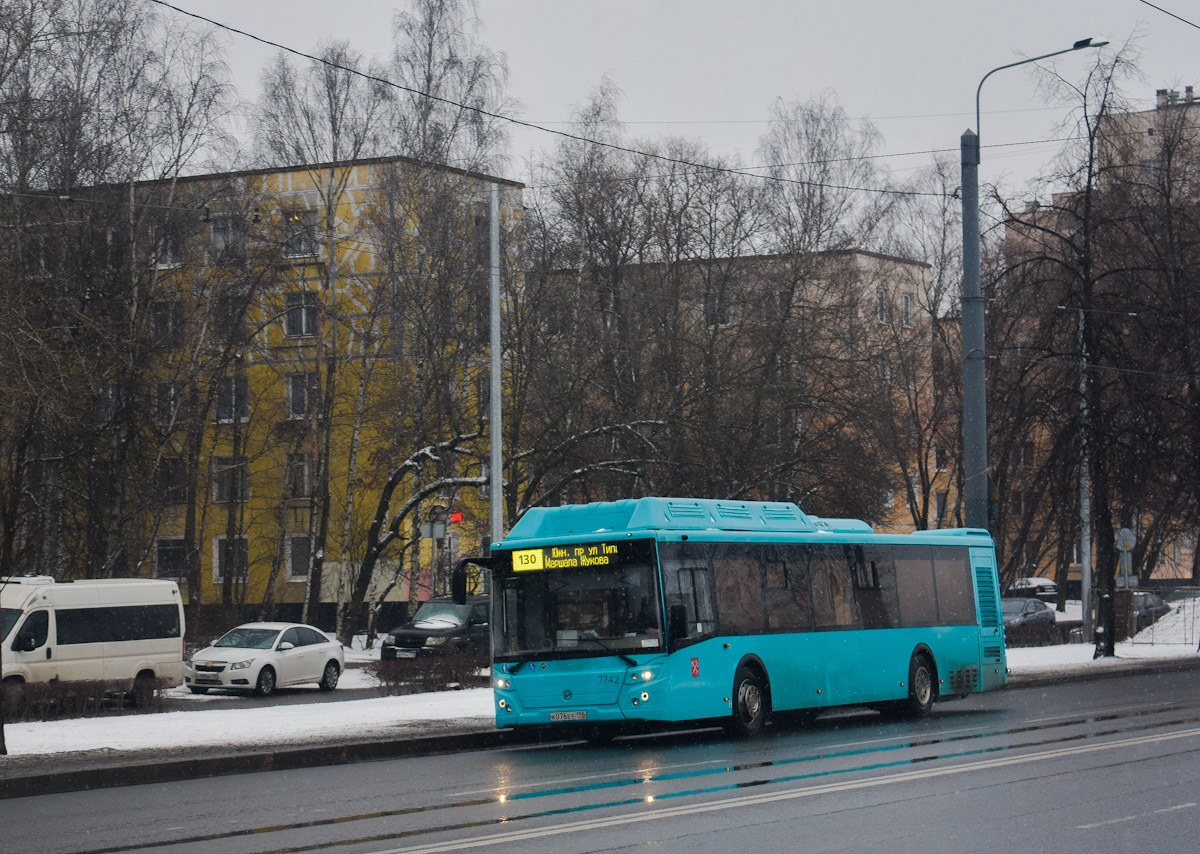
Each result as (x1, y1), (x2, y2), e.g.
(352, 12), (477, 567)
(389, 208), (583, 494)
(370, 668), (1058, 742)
(1073, 37), (1110, 50)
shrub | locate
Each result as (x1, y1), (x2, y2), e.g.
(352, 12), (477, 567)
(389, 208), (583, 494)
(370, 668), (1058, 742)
(369, 650), (489, 696)
(1, 677), (166, 722)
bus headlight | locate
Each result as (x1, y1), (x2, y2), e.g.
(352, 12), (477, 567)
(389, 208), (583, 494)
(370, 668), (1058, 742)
(640, 691), (650, 702)
(495, 677), (511, 690)
(641, 670), (653, 681)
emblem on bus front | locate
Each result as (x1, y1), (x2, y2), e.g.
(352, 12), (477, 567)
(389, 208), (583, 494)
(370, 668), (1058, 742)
(563, 689), (573, 700)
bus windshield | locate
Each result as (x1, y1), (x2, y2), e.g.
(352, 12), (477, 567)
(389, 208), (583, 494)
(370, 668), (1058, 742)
(494, 539), (661, 659)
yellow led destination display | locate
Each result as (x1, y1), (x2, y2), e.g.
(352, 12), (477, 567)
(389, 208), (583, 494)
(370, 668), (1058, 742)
(512, 542), (620, 571)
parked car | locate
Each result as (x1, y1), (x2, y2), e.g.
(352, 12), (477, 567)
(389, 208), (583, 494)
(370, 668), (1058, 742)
(1165, 588), (1200, 606)
(184, 622), (343, 696)
(1002, 597), (1056, 628)
(1133, 592), (1172, 632)
(380, 596), (490, 660)
(1008, 577), (1058, 603)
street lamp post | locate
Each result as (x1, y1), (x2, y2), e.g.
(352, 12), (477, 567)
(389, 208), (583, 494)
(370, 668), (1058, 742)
(960, 37), (1108, 534)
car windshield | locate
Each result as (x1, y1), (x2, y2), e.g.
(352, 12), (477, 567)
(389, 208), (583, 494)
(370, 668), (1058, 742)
(410, 602), (470, 627)
(213, 627), (281, 650)
(1, 608), (19, 642)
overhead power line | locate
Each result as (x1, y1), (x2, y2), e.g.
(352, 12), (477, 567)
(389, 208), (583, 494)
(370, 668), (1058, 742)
(1135, 0), (1200, 31)
(147, 0), (946, 199)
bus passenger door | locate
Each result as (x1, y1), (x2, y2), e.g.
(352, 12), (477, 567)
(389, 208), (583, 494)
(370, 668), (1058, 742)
(970, 548), (1006, 690)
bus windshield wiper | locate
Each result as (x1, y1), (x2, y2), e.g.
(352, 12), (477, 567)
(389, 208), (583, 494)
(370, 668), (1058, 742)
(587, 636), (637, 666)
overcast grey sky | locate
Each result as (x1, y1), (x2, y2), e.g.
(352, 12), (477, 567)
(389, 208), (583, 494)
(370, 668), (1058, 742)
(168, 0), (1198, 194)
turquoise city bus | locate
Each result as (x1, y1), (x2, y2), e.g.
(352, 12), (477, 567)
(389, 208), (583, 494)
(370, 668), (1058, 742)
(481, 497), (1006, 738)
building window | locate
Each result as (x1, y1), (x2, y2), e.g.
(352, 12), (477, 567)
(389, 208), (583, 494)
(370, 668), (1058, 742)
(286, 453), (313, 498)
(209, 212), (246, 260)
(1016, 440), (1035, 469)
(906, 473), (921, 505)
(151, 300), (186, 348)
(212, 295), (246, 343)
(287, 373), (319, 419)
(156, 538), (187, 578)
(1011, 489), (1028, 518)
(288, 534), (310, 579)
(936, 491), (948, 524)
(902, 293), (915, 327)
(151, 223), (183, 268)
(215, 375), (249, 422)
(155, 457), (188, 505)
(153, 381), (185, 430)
(283, 209), (319, 258)
(213, 456), (248, 503)
(213, 535), (248, 582)
(284, 291), (318, 337)
(876, 289), (890, 323)
(934, 445), (948, 471)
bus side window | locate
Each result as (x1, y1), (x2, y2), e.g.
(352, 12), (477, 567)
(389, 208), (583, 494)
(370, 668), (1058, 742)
(853, 545), (900, 629)
(673, 567), (716, 640)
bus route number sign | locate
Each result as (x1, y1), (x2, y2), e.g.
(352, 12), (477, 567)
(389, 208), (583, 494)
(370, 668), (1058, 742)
(512, 549), (544, 571)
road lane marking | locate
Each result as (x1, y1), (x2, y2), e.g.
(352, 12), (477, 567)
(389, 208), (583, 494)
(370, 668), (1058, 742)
(1078, 803), (1195, 830)
(373, 726), (1200, 854)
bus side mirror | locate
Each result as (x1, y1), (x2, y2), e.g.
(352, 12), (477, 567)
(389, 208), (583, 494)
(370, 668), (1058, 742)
(668, 604), (689, 640)
(450, 557), (492, 605)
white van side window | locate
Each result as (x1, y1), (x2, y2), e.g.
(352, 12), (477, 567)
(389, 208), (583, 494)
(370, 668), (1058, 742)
(56, 605), (181, 645)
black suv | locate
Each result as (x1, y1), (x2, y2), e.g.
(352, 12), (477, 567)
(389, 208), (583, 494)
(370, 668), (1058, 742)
(379, 596), (490, 660)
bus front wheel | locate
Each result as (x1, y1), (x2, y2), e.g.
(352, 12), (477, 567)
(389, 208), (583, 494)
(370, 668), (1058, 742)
(729, 663), (768, 737)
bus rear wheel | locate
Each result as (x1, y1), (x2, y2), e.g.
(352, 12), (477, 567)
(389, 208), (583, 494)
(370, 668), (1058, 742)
(729, 663), (768, 737)
(887, 653), (935, 719)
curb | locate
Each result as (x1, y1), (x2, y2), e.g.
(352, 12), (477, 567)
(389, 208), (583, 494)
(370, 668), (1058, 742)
(4, 656), (1199, 800)
(0, 728), (524, 800)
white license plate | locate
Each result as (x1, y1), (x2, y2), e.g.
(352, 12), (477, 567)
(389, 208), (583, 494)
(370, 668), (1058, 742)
(395, 649), (417, 659)
(196, 674), (220, 683)
(550, 711), (587, 722)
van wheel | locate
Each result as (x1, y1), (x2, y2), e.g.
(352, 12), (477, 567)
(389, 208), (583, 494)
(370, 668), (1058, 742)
(319, 661), (340, 691)
(2, 677), (24, 716)
(729, 662), (769, 738)
(255, 666), (277, 697)
(133, 671), (157, 708)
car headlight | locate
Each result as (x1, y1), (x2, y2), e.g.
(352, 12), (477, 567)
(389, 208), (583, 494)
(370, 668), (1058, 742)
(387, 634), (399, 645)
(425, 636), (447, 647)
(230, 658), (255, 671)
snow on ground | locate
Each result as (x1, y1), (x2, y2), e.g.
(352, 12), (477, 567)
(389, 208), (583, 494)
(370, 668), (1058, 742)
(2, 611), (1198, 758)
(2, 685), (494, 757)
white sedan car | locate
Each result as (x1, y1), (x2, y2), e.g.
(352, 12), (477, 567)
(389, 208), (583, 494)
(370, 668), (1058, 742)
(185, 622), (344, 696)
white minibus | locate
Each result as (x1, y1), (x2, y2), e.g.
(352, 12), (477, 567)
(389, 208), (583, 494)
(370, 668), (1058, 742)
(1, 576), (186, 696)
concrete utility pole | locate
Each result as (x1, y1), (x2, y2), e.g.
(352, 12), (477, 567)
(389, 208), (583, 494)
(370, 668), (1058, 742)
(960, 38), (1108, 532)
(489, 183), (504, 552)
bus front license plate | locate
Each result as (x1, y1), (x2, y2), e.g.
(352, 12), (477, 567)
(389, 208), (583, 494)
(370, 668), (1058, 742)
(550, 711), (587, 722)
